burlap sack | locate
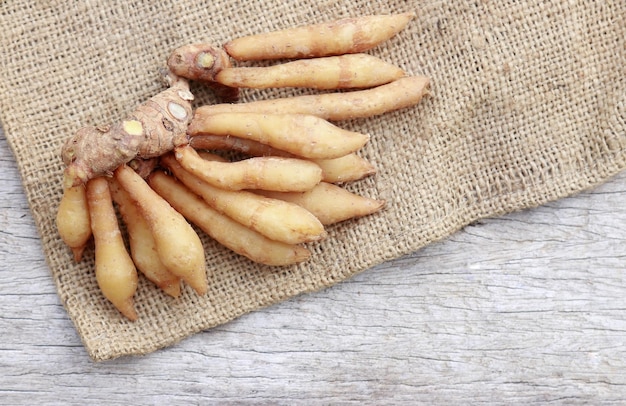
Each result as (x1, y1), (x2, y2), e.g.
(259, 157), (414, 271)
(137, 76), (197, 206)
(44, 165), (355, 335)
(1, 0), (624, 361)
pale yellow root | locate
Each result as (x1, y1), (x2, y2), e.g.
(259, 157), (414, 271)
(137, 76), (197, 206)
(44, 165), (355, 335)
(174, 145), (322, 192)
(114, 164), (208, 295)
(215, 54), (405, 90)
(188, 113), (369, 159)
(189, 135), (376, 183)
(85, 177), (138, 321)
(192, 76), (430, 121)
(149, 171), (311, 266)
(161, 154), (326, 245)
(224, 12), (416, 61)
(312, 154), (376, 183)
(257, 182), (386, 225)
(108, 178), (181, 297)
(56, 185), (92, 262)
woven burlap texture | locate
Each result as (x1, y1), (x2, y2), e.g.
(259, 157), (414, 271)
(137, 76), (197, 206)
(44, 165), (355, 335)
(1, 0), (625, 361)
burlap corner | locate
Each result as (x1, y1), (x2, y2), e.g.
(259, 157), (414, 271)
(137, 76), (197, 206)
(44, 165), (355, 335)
(0, 0), (624, 361)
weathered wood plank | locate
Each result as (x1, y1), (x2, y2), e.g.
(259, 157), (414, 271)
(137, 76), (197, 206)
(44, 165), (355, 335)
(2, 127), (626, 404)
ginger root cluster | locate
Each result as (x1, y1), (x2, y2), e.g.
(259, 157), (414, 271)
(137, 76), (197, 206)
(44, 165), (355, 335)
(56, 12), (430, 320)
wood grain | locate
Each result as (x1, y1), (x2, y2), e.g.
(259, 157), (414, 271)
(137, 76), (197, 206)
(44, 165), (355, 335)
(2, 126), (626, 404)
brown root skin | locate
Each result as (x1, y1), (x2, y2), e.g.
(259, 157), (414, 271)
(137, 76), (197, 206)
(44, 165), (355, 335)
(61, 72), (194, 189)
(167, 43), (239, 102)
(168, 43), (230, 82)
(128, 157), (159, 179)
(190, 134), (293, 158)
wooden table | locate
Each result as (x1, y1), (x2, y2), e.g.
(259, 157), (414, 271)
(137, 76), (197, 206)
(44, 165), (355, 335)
(2, 126), (626, 404)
